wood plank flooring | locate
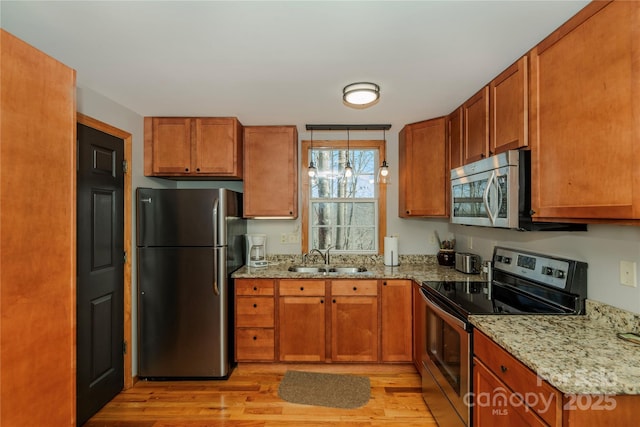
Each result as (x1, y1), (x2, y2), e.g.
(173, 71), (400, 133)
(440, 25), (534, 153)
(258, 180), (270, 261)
(85, 363), (437, 426)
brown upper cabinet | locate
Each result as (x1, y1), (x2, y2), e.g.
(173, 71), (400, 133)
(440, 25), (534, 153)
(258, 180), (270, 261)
(462, 86), (490, 163)
(529, 0), (640, 223)
(447, 107), (464, 171)
(490, 55), (528, 155)
(243, 126), (298, 218)
(144, 117), (243, 178)
(399, 117), (448, 217)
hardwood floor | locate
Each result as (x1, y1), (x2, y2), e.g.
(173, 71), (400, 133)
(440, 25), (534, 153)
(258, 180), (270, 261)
(85, 363), (436, 426)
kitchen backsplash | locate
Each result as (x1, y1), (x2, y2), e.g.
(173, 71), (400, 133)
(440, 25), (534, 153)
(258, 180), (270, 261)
(587, 300), (640, 334)
(266, 254), (438, 266)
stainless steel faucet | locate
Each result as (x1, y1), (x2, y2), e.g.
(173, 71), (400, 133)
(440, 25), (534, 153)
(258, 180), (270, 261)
(306, 248), (326, 264)
(306, 246), (335, 265)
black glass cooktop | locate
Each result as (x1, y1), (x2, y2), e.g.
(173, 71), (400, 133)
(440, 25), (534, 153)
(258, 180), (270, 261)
(421, 280), (576, 320)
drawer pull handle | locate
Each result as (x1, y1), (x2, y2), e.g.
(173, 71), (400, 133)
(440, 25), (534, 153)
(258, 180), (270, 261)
(500, 365), (507, 373)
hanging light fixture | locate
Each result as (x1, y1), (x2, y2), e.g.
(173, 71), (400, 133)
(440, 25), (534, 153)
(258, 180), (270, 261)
(307, 129), (317, 179)
(344, 129), (353, 178)
(377, 129), (390, 184)
(343, 82), (380, 108)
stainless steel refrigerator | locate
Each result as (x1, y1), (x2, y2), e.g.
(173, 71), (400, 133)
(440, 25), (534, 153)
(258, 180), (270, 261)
(136, 188), (246, 379)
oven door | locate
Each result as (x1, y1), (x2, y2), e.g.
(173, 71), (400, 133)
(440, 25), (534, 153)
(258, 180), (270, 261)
(420, 288), (470, 427)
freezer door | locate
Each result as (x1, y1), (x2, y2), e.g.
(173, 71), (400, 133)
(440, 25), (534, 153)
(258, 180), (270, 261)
(138, 246), (232, 378)
(137, 188), (242, 247)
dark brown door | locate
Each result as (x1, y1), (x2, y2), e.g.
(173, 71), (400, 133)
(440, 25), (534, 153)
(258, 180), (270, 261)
(76, 123), (124, 425)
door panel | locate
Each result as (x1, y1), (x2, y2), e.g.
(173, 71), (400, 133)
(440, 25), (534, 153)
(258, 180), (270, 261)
(77, 123), (124, 425)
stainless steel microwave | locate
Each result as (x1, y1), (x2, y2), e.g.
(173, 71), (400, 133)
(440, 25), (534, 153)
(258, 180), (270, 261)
(450, 150), (587, 231)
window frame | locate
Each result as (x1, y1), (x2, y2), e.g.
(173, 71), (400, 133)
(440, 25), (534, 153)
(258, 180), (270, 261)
(301, 139), (387, 254)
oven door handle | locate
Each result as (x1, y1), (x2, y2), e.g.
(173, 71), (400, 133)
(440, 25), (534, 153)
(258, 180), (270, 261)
(421, 289), (468, 331)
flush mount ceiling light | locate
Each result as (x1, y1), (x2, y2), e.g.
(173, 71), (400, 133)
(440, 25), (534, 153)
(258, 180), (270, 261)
(343, 82), (380, 108)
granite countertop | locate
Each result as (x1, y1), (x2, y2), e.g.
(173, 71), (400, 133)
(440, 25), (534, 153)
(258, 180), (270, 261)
(232, 257), (482, 284)
(470, 300), (640, 395)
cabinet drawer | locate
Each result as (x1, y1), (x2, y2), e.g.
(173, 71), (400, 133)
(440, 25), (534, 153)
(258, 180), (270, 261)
(236, 297), (274, 327)
(331, 280), (378, 296)
(236, 328), (274, 361)
(474, 330), (561, 426)
(279, 280), (325, 296)
(236, 279), (274, 296)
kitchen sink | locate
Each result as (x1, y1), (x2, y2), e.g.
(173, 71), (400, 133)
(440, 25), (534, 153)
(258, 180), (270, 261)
(328, 266), (367, 273)
(288, 266), (327, 273)
(287, 265), (367, 274)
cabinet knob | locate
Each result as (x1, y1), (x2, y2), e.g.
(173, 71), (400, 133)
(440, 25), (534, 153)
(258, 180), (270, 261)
(185, 168), (189, 172)
(406, 210), (410, 214)
(500, 365), (508, 373)
(320, 299), (324, 304)
(300, 287), (304, 291)
(383, 281), (387, 286)
(253, 336), (257, 340)
(196, 168), (200, 172)
(332, 299), (336, 303)
(253, 286), (258, 291)
(353, 286), (357, 291)
(253, 303), (257, 308)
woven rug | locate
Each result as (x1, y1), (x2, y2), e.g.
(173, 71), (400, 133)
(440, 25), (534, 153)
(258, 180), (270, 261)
(277, 370), (371, 409)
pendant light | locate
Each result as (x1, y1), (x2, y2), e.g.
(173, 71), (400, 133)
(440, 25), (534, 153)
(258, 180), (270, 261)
(307, 129), (317, 179)
(344, 129), (353, 178)
(377, 129), (390, 184)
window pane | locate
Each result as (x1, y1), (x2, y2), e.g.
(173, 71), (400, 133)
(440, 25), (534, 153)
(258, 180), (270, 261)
(310, 148), (377, 199)
(310, 226), (376, 252)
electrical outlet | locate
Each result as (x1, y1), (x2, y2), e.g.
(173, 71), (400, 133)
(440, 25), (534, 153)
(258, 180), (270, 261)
(280, 233), (287, 244)
(288, 232), (299, 244)
(429, 234), (437, 245)
(620, 261), (637, 287)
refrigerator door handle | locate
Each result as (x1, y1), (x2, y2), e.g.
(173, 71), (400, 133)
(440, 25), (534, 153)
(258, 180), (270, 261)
(213, 198), (220, 296)
(213, 248), (220, 296)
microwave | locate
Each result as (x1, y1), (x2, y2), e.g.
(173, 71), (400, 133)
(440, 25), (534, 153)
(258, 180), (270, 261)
(450, 150), (586, 231)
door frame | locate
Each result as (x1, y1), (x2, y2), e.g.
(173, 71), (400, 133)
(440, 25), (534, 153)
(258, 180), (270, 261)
(77, 113), (133, 389)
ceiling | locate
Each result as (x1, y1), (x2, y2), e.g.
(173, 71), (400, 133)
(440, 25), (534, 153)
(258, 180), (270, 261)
(1, 1), (589, 134)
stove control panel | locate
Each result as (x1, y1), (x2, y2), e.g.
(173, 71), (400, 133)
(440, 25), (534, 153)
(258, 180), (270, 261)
(493, 247), (572, 290)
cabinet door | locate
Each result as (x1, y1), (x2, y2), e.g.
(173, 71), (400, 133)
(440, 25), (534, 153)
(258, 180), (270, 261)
(399, 117), (448, 217)
(447, 107), (464, 171)
(148, 117), (192, 174)
(244, 126), (298, 218)
(278, 296), (326, 361)
(473, 358), (548, 427)
(530, 1), (640, 221)
(381, 280), (412, 362)
(194, 117), (242, 178)
(490, 56), (528, 155)
(463, 86), (489, 164)
(330, 295), (378, 362)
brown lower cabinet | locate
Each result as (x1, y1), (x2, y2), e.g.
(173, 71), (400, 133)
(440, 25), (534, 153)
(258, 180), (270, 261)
(474, 330), (637, 427)
(235, 278), (412, 363)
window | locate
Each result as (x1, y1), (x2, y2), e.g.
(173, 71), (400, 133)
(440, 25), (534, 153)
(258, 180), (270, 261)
(301, 140), (386, 254)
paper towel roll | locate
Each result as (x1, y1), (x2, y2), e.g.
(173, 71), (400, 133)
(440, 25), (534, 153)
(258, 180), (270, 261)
(384, 236), (399, 266)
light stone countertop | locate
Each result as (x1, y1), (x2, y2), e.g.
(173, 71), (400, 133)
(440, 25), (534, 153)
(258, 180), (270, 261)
(470, 301), (640, 395)
(232, 257), (482, 284)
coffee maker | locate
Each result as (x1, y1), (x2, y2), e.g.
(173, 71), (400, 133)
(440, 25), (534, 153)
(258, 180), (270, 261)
(245, 234), (267, 268)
